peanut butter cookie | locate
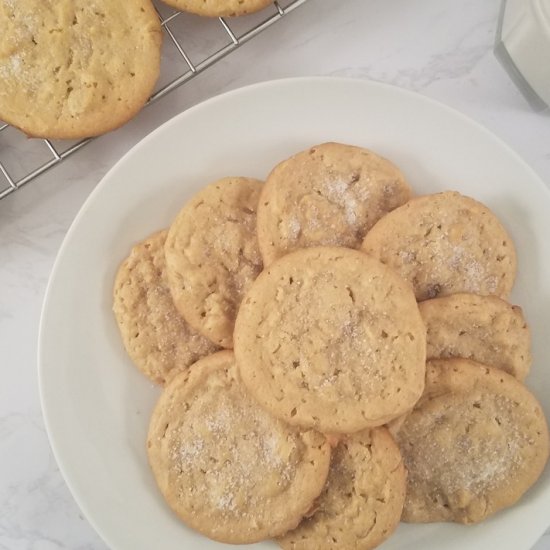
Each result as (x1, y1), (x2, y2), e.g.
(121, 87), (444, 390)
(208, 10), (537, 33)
(147, 351), (331, 543)
(234, 246), (426, 433)
(279, 427), (406, 550)
(159, 0), (273, 16)
(420, 293), (531, 380)
(397, 358), (549, 524)
(0, 0), (161, 138)
(361, 191), (517, 301)
(113, 230), (218, 385)
(165, 177), (263, 348)
(257, 142), (411, 266)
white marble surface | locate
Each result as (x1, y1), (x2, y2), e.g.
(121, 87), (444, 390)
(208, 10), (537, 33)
(0, 0), (549, 548)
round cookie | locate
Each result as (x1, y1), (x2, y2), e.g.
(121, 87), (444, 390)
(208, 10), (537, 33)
(0, 0), (162, 139)
(419, 293), (531, 380)
(165, 177), (263, 349)
(159, 0), (273, 17)
(278, 427), (406, 550)
(147, 351), (331, 544)
(113, 230), (219, 385)
(397, 358), (549, 524)
(234, 246), (426, 433)
(361, 191), (517, 301)
(257, 142), (411, 266)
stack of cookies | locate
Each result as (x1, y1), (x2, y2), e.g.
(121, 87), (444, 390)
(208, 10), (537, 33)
(113, 142), (549, 548)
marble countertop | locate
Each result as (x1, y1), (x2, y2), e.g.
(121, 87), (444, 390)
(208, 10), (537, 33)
(1, 0), (549, 548)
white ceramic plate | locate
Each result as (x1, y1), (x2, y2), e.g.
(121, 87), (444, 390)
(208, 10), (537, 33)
(39, 77), (550, 550)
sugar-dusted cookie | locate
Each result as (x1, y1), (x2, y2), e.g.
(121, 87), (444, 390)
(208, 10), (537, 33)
(113, 230), (218, 385)
(159, 0), (273, 17)
(257, 142), (411, 266)
(0, 0), (162, 139)
(397, 358), (549, 524)
(165, 177), (263, 349)
(234, 247), (426, 433)
(147, 351), (331, 544)
(278, 427), (406, 550)
(361, 191), (517, 301)
(419, 293), (531, 380)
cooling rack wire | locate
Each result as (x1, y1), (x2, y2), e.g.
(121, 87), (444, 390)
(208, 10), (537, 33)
(0, 0), (307, 200)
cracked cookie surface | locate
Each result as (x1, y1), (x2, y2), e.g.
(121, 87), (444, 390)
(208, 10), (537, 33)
(397, 358), (549, 524)
(257, 142), (411, 266)
(113, 230), (219, 385)
(147, 351), (331, 544)
(234, 246), (426, 433)
(0, 0), (161, 138)
(420, 293), (531, 380)
(165, 177), (263, 348)
(278, 427), (406, 550)
(361, 191), (517, 301)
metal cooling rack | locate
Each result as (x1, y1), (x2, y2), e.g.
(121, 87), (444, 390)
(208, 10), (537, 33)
(0, 0), (307, 200)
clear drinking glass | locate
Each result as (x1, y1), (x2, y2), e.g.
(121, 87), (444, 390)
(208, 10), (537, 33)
(494, 0), (550, 112)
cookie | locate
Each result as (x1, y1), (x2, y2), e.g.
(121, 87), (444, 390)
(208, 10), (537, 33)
(278, 427), (406, 550)
(419, 293), (531, 380)
(234, 246), (426, 433)
(165, 177), (263, 349)
(113, 230), (219, 385)
(159, 0), (273, 17)
(361, 191), (517, 301)
(257, 142), (411, 266)
(0, 0), (162, 139)
(397, 358), (549, 524)
(147, 351), (331, 544)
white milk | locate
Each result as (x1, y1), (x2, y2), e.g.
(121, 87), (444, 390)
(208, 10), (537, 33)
(495, 0), (550, 110)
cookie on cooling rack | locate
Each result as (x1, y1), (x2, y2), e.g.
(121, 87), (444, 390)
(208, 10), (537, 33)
(257, 142), (411, 266)
(397, 358), (549, 524)
(361, 191), (517, 301)
(0, 0), (161, 139)
(159, 0), (274, 17)
(419, 293), (531, 380)
(113, 230), (219, 385)
(234, 246), (426, 433)
(278, 427), (406, 550)
(165, 176), (263, 349)
(147, 351), (331, 544)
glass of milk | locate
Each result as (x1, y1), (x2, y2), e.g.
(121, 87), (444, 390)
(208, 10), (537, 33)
(494, 0), (550, 111)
